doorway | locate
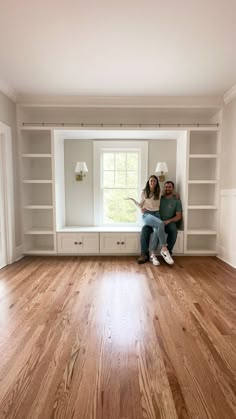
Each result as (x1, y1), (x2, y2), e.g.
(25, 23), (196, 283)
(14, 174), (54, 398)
(0, 122), (15, 269)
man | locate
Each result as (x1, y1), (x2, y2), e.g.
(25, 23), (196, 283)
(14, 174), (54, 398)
(138, 181), (182, 265)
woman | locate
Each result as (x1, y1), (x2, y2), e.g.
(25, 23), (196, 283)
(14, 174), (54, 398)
(127, 175), (174, 265)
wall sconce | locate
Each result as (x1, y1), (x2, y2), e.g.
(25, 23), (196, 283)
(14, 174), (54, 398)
(155, 162), (168, 183)
(75, 161), (88, 181)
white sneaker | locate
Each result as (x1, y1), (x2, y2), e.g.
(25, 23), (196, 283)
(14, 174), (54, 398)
(150, 255), (160, 266)
(160, 249), (174, 265)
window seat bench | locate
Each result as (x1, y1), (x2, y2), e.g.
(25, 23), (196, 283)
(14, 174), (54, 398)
(56, 227), (184, 255)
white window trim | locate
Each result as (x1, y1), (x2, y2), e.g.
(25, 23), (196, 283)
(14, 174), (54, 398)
(93, 141), (148, 226)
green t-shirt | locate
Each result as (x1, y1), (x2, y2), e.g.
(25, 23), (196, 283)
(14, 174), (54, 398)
(159, 196), (183, 221)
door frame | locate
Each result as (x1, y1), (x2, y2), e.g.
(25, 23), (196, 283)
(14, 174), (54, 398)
(0, 121), (15, 267)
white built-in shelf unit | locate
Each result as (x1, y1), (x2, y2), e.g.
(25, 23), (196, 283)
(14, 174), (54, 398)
(18, 103), (221, 255)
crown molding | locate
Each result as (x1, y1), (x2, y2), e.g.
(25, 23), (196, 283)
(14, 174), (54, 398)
(0, 79), (17, 102)
(17, 94), (223, 109)
(224, 84), (236, 105)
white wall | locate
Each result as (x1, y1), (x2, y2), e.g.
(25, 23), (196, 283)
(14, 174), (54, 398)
(64, 140), (94, 226)
(0, 91), (21, 248)
(219, 97), (236, 268)
(220, 98), (236, 189)
(18, 106), (220, 126)
(148, 140), (176, 183)
(64, 139), (176, 226)
(219, 189), (236, 268)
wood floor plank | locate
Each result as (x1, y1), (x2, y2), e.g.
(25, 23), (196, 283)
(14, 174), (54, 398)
(0, 256), (236, 419)
(150, 262), (236, 418)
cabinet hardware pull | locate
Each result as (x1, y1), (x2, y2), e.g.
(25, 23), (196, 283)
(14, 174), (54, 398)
(74, 241), (78, 244)
(78, 241), (82, 245)
(121, 241), (125, 245)
(117, 241), (120, 244)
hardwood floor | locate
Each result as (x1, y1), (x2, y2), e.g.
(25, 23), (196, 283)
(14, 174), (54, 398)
(0, 256), (235, 419)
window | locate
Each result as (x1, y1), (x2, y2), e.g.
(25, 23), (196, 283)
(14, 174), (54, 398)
(94, 141), (148, 226)
(103, 151), (139, 224)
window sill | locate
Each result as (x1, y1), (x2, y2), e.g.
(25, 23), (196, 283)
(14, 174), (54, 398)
(57, 226), (142, 233)
(57, 226), (184, 233)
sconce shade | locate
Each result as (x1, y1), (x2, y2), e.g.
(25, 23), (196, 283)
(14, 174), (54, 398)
(75, 161), (88, 181)
(155, 161), (168, 182)
(75, 162), (88, 173)
(155, 162), (168, 174)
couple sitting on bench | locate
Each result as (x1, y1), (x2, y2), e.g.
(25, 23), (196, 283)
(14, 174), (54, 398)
(127, 176), (182, 266)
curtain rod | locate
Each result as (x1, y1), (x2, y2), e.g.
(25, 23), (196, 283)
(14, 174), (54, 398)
(22, 122), (219, 128)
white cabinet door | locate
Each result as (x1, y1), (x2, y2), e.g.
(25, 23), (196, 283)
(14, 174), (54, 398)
(100, 233), (140, 254)
(173, 231), (184, 254)
(120, 234), (140, 254)
(57, 233), (99, 254)
(100, 233), (121, 254)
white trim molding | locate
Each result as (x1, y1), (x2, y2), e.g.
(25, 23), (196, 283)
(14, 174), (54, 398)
(0, 79), (17, 102)
(93, 141), (148, 226)
(0, 122), (16, 265)
(218, 189), (236, 269)
(17, 95), (223, 109)
(15, 245), (24, 261)
(223, 84), (236, 105)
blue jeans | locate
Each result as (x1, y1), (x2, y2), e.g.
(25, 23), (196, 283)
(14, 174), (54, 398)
(142, 211), (167, 251)
(140, 223), (177, 255)
(164, 222), (178, 254)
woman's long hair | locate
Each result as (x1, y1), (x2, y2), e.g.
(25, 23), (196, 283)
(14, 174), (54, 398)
(143, 175), (160, 199)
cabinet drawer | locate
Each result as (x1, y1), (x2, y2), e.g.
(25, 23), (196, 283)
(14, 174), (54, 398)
(57, 233), (99, 254)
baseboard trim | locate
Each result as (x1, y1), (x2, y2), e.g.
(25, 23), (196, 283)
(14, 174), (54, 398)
(15, 245), (24, 261)
(217, 255), (236, 269)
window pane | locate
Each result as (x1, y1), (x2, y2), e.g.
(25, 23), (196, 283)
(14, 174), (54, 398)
(103, 171), (114, 187)
(127, 153), (138, 170)
(127, 171), (138, 187)
(115, 153), (126, 170)
(104, 189), (138, 223)
(115, 171), (126, 187)
(103, 153), (114, 170)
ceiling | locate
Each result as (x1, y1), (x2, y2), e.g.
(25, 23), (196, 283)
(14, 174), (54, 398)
(0, 0), (236, 101)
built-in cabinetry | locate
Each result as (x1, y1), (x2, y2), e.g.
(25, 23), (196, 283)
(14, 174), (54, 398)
(100, 233), (140, 254)
(185, 130), (220, 254)
(56, 230), (184, 255)
(57, 232), (99, 254)
(18, 124), (220, 256)
(57, 232), (140, 254)
(20, 129), (56, 254)
(172, 231), (184, 254)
